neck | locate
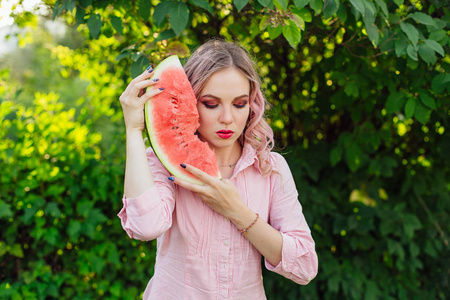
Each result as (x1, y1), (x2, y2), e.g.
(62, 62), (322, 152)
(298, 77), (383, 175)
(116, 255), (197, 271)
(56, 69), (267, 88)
(214, 141), (242, 167)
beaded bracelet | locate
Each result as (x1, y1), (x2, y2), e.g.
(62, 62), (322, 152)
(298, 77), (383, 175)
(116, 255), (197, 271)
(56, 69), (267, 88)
(239, 213), (259, 234)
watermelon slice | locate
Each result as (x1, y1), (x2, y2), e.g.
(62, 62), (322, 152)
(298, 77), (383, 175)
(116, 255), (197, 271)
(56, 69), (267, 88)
(144, 55), (221, 184)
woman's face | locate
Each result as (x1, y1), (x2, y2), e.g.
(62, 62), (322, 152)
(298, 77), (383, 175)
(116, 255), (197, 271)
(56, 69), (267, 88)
(196, 67), (250, 151)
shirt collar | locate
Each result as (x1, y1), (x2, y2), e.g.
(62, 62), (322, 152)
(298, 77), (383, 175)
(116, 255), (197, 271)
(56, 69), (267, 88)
(231, 143), (262, 179)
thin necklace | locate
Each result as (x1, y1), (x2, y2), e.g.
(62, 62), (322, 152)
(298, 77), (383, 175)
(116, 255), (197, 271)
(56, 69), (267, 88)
(218, 162), (238, 168)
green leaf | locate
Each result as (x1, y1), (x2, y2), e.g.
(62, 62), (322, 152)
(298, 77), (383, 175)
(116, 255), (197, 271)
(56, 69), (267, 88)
(131, 52), (143, 62)
(406, 44), (418, 61)
(272, 0), (285, 10)
(344, 82), (359, 97)
(190, 0), (214, 14)
(310, 0), (323, 15)
(110, 16), (123, 35)
(10, 244), (24, 258)
(414, 102), (431, 124)
(90, 254), (106, 273)
(362, 0), (376, 17)
(400, 22), (419, 45)
(336, 3), (347, 22)
(267, 25), (283, 39)
(169, 2), (189, 36)
(365, 22), (379, 46)
(423, 39), (444, 57)
(88, 208), (108, 225)
(387, 239), (404, 260)
(431, 73), (449, 94)
(52, 0), (62, 20)
(330, 147), (342, 166)
(345, 142), (363, 172)
(282, 21), (302, 48)
(323, 0), (339, 19)
(404, 97), (416, 119)
(403, 214), (422, 239)
(293, 0), (309, 8)
(409, 12), (436, 27)
(155, 29), (176, 42)
(349, 0), (365, 17)
(87, 13), (102, 38)
(374, 0), (388, 19)
(75, 6), (86, 25)
(291, 15), (305, 30)
(419, 92), (436, 110)
(293, 8), (312, 22)
(393, 0), (403, 6)
(76, 200), (94, 218)
(418, 44), (437, 65)
(385, 92), (406, 114)
(429, 30), (446, 42)
(45, 227), (60, 245)
(153, 1), (173, 27)
(139, 0), (151, 20)
(260, 15), (271, 31)
(68, 220), (82, 239)
(234, 0), (250, 11)
(0, 200), (13, 218)
(115, 50), (132, 61)
(130, 56), (150, 78)
(395, 34), (408, 57)
(45, 203), (61, 218)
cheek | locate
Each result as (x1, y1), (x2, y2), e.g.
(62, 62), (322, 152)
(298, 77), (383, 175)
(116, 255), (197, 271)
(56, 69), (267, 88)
(197, 107), (214, 128)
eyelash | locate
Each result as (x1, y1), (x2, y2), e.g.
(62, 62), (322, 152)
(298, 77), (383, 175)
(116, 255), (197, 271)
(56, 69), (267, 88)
(201, 101), (248, 109)
(203, 103), (218, 109)
(234, 102), (247, 108)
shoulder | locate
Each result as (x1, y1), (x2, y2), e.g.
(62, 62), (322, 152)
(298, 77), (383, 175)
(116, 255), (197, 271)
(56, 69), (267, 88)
(268, 151), (291, 175)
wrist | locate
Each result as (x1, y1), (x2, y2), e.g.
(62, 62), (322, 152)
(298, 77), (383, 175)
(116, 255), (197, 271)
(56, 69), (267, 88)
(229, 207), (257, 231)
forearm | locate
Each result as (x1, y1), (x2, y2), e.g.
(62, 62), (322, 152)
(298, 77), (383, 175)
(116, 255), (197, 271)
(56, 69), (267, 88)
(231, 208), (283, 267)
(124, 129), (155, 198)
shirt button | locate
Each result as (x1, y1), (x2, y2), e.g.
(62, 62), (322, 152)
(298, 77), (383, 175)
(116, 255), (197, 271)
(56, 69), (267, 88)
(224, 241), (229, 246)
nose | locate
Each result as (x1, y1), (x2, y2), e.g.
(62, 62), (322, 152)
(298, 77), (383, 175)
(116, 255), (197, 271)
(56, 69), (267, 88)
(219, 106), (233, 125)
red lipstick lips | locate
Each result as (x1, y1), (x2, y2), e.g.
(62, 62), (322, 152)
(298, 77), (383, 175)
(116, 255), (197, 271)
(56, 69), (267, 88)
(216, 130), (234, 139)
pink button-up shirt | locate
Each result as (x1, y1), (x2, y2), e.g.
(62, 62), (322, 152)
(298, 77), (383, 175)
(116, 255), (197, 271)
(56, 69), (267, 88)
(118, 144), (318, 299)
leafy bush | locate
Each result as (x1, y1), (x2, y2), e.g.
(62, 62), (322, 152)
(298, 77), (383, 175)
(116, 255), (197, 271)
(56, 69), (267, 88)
(2, 0), (449, 299)
(0, 87), (155, 299)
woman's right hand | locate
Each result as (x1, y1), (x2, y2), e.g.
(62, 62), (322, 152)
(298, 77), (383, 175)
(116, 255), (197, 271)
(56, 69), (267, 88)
(119, 67), (164, 133)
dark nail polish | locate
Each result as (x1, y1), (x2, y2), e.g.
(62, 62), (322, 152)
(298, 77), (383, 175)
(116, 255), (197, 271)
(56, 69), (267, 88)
(148, 68), (154, 73)
(153, 78), (159, 82)
(168, 176), (175, 182)
(159, 87), (164, 91)
(146, 66), (152, 71)
(180, 164), (186, 168)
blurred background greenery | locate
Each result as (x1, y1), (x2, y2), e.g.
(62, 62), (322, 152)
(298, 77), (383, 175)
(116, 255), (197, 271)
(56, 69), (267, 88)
(0, 0), (449, 299)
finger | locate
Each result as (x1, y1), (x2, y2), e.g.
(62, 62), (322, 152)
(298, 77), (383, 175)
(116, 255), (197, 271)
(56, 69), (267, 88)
(139, 87), (164, 105)
(130, 78), (160, 98)
(180, 164), (216, 185)
(123, 67), (154, 97)
(168, 176), (205, 194)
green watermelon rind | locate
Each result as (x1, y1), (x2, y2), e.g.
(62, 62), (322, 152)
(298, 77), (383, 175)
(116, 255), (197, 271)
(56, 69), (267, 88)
(144, 55), (221, 184)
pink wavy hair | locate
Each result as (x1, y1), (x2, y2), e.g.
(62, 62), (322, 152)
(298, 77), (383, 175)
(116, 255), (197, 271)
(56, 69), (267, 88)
(184, 39), (275, 176)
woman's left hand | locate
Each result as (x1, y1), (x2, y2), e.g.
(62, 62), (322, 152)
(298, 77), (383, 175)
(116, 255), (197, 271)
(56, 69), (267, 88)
(170, 164), (248, 221)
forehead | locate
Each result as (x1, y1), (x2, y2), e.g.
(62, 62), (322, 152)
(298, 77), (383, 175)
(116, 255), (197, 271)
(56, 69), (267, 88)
(201, 68), (250, 96)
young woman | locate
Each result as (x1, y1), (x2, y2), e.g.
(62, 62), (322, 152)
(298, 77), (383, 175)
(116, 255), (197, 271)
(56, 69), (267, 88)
(118, 40), (318, 299)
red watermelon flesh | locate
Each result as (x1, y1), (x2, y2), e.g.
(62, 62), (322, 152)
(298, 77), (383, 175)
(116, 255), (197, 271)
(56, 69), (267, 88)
(144, 55), (221, 184)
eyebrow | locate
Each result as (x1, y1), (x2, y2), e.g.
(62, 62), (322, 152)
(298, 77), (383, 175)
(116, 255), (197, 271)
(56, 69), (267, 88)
(199, 94), (249, 101)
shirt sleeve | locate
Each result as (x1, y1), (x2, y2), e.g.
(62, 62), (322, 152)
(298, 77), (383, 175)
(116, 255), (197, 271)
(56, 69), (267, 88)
(264, 153), (318, 285)
(117, 147), (176, 241)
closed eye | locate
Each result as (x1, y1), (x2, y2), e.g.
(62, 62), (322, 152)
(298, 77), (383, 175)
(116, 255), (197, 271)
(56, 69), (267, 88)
(202, 101), (219, 109)
(234, 101), (248, 109)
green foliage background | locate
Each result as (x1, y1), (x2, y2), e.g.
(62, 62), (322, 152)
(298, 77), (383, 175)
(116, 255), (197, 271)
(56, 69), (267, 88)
(1, 0), (449, 299)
